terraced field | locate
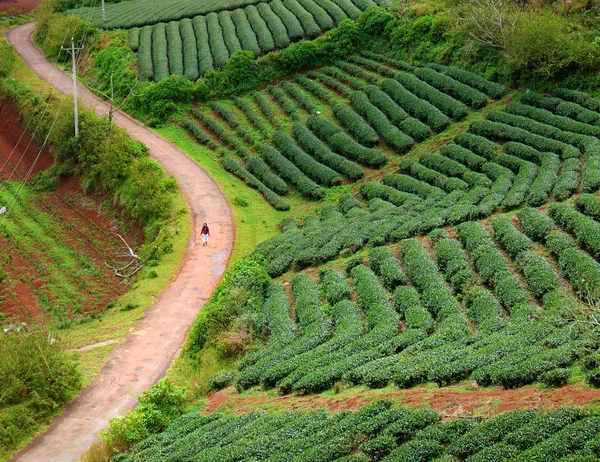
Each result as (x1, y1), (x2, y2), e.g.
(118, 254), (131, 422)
(116, 401), (600, 461)
(184, 53), (514, 209)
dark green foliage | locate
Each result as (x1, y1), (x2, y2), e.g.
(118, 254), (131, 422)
(296, 74), (336, 104)
(415, 67), (488, 108)
(256, 3), (290, 49)
(220, 156), (291, 210)
(297, 0), (334, 30)
(575, 193), (600, 220)
(364, 85), (407, 126)
(231, 8), (261, 56)
(313, 0), (347, 23)
(426, 63), (505, 99)
(127, 27), (140, 51)
(492, 216), (532, 258)
(192, 16), (214, 75)
(138, 25), (153, 80)
(274, 0), (309, 40)
(581, 155), (600, 193)
(553, 157), (580, 201)
(152, 23), (169, 82)
(369, 246), (407, 290)
(517, 207), (555, 241)
(522, 91), (600, 126)
(273, 130), (342, 186)
(166, 21), (183, 77)
(307, 115), (387, 167)
(206, 12), (230, 68)
(261, 145), (326, 199)
(381, 78), (450, 132)
(539, 368), (570, 387)
(319, 268), (351, 305)
(396, 72), (468, 119)
(179, 19), (199, 80)
(549, 202), (600, 258)
(218, 11), (242, 57)
(349, 91), (413, 153)
(332, 103), (379, 146)
(244, 156), (289, 195)
(293, 122), (364, 180)
(245, 5), (276, 52)
(282, 81), (317, 113)
(516, 250), (561, 298)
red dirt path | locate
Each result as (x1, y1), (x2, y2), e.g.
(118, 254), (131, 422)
(0, 0), (43, 15)
(207, 384), (600, 420)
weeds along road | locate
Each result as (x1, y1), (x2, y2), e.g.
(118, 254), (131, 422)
(6, 23), (235, 462)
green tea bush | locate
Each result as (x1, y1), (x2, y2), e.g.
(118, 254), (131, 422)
(166, 21), (183, 76)
(231, 9), (261, 56)
(349, 91), (413, 152)
(293, 122), (364, 180)
(522, 91), (600, 126)
(151, 23), (169, 81)
(549, 202), (600, 258)
(207, 13), (230, 68)
(415, 67), (488, 108)
(425, 63), (505, 99)
(192, 16), (215, 75)
(492, 216), (532, 258)
(382, 173), (443, 197)
(319, 268), (351, 305)
(368, 246), (407, 290)
(261, 145), (325, 199)
(581, 155), (600, 193)
(256, 3), (290, 48)
(245, 5), (276, 52)
(332, 103), (379, 146)
(245, 156), (288, 195)
(364, 84), (408, 126)
(553, 157), (580, 201)
(296, 74), (336, 104)
(179, 19), (199, 81)
(575, 193), (600, 220)
(381, 78), (450, 132)
(307, 115), (387, 167)
(539, 368), (570, 387)
(396, 72), (468, 120)
(360, 182), (419, 207)
(218, 11), (242, 55)
(297, 0), (334, 29)
(278, 0), (315, 39)
(138, 26), (153, 80)
(273, 130), (342, 186)
(313, 0), (347, 22)
(127, 27), (140, 51)
(439, 144), (487, 171)
(516, 250), (561, 298)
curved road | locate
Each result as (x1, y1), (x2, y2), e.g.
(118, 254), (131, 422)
(7, 23), (235, 462)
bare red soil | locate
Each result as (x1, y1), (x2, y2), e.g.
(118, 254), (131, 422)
(0, 100), (139, 324)
(207, 383), (600, 419)
(0, 0), (43, 15)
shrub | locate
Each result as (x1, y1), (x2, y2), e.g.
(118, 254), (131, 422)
(501, 159), (537, 210)
(396, 72), (468, 120)
(138, 26), (153, 80)
(549, 202), (600, 258)
(165, 21), (183, 77)
(332, 103), (379, 146)
(364, 84), (407, 126)
(293, 122), (363, 180)
(127, 27), (140, 51)
(245, 5), (275, 53)
(206, 12), (230, 68)
(282, 81), (317, 113)
(425, 63), (505, 99)
(516, 250), (562, 298)
(231, 9), (261, 56)
(296, 74), (336, 104)
(575, 194), (600, 221)
(522, 91), (600, 125)
(382, 173), (443, 197)
(255, 3), (290, 49)
(221, 156), (290, 210)
(151, 23), (169, 82)
(539, 368), (570, 387)
(218, 11), (242, 56)
(440, 144), (487, 171)
(297, 0), (334, 30)
(276, 0), (313, 39)
(553, 157), (580, 201)
(581, 155), (600, 193)
(517, 207), (555, 241)
(273, 130), (342, 186)
(192, 16), (214, 75)
(319, 268), (351, 305)
(415, 67), (488, 108)
(492, 216), (532, 258)
(261, 145), (325, 199)
(179, 19), (199, 81)
(313, 0), (347, 23)
(307, 115), (387, 167)
(381, 78), (450, 132)
(368, 246), (407, 290)
(349, 91), (413, 152)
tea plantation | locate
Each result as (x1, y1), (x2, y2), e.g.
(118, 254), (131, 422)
(116, 401), (600, 461)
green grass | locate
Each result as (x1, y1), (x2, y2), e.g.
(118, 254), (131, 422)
(154, 124), (285, 263)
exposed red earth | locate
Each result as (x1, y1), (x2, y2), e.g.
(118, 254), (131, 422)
(6, 23), (235, 461)
(0, 0), (43, 16)
(0, 100), (139, 324)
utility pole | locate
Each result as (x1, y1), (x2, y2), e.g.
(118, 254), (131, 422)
(61, 37), (84, 137)
(102, 0), (106, 22)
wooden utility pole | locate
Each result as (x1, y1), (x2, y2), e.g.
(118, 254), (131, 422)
(61, 37), (84, 137)
(102, 0), (106, 22)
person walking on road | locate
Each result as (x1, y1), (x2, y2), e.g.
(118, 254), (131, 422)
(201, 223), (210, 246)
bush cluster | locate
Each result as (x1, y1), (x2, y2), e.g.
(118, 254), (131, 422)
(244, 5), (275, 53)
(255, 3), (289, 49)
(192, 16), (214, 75)
(166, 21), (184, 77)
(332, 102), (379, 146)
(426, 63), (505, 99)
(415, 67), (488, 108)
(549, 202), (600, 258)
(396, 72), (468, 120)
(522, 91), (600, 126)
(368, 246), (407, 290)
(207, 12), (230, 68)
(307, 115), (387, 167)
(231, 8), (261, 56)
(179, 19), (199, 81)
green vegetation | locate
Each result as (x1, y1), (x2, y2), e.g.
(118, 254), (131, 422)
(113, 401), (600, 461)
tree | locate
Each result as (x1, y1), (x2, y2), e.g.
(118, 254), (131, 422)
(456, 0), (519, 49)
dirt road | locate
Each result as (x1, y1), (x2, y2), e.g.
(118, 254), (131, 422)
(6, 23), (235, 462)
